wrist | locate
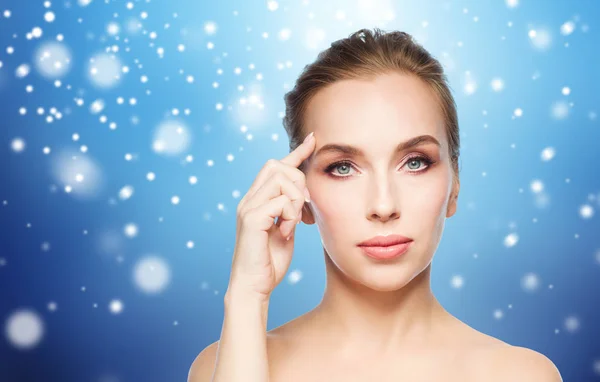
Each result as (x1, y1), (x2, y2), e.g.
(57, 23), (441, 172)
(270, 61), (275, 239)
(224, 286), (270, 328)
(224, 283), (271, 306)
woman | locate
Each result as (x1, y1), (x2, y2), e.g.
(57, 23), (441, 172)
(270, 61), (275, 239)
(188, 28), (562, 381)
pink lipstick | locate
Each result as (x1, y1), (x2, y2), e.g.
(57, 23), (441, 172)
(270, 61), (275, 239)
(357, 234), (413, 260)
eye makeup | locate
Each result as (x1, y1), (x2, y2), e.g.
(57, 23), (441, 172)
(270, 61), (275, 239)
(323, 154), (436, 180)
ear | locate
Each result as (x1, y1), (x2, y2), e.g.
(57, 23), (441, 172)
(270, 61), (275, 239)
(446, 178), (460, 218)
(301, 202), (316, 225)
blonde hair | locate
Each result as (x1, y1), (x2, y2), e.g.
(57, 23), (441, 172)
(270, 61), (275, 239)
(283, 27), (460, 179)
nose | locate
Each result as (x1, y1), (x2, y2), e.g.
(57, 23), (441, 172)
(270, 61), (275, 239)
(366, 175), (400, 223)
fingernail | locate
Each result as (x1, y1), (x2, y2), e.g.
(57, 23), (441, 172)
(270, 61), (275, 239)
(303, 132), (314, 144)
(303, 187), (311, 203)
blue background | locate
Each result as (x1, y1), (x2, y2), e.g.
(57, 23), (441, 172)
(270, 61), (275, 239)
(1, 0), (599, 381)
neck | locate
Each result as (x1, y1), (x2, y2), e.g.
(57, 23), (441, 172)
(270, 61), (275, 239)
(314, 248), (447, 356)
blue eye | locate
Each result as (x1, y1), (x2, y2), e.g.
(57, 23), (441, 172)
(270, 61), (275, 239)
(402, 155), (435, 172)
(325, 161), (355, 177)
(406, 157), (427, 171)
(324, 155), (434, 179)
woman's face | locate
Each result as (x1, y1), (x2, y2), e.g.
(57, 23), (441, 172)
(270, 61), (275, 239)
(301, 72), (459, 292)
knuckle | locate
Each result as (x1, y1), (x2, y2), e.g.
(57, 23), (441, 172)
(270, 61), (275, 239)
(265, 158), (279, 170)
(288, 168), (306, 187)
(273, 171), (286, 183)
(296, 178), (307, 191)
(278, 194), (291, 210)
(239, 208), (254, 225)
(236, 210), (245, 225)
(236, 196), (248, 212)
(292, 167), (306, 180)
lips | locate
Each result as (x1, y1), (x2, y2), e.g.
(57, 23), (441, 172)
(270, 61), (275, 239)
(359, 241), (412, 260)
(357, 234), (413, 248)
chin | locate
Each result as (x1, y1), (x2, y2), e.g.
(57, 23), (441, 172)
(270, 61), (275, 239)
(357, 268), (416, 292)
(332, 260), (417, 292)
(356, 254), (435, 292)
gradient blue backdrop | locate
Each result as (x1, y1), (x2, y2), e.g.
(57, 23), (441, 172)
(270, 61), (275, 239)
(1, 0), (599, 381)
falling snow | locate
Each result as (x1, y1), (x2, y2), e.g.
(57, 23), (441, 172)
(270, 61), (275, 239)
(5, 310), (45, 350)
(0, 1), (598, 381)
(133, 256), (171, 294)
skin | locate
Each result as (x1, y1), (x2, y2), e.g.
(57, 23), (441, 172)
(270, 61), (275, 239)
(188, 72), (562, 381)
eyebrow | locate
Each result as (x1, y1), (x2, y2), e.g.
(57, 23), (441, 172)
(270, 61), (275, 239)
(314, 134), (441, 158)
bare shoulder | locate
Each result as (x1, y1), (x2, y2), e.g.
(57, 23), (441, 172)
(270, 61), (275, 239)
(446, 317), (562, 381)
(187, 340), (219, 382)
(492, 345), (562, 381)
(473, 343), (562, 382)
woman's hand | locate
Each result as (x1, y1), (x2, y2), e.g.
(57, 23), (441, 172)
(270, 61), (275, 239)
(227, 132), (315, 301)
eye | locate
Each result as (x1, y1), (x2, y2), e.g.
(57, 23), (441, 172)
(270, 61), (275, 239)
(324, 155), (435, 179)
(325, 161), (356, 178)
(404, 155), (434, 173)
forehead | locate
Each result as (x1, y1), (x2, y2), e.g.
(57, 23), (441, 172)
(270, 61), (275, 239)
(304, 72), (447, 152)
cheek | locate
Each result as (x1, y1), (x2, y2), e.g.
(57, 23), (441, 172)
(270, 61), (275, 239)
(314, 183), (356, 217)
(307, 180), (358, 236)
(407, 174), (449, 219)
(407, 171), (452, 246)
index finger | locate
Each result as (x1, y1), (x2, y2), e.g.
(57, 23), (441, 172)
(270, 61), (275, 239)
(280, 131), (316, 168)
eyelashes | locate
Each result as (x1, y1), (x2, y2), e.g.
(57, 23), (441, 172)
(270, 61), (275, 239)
(323, 155), (435, 179)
